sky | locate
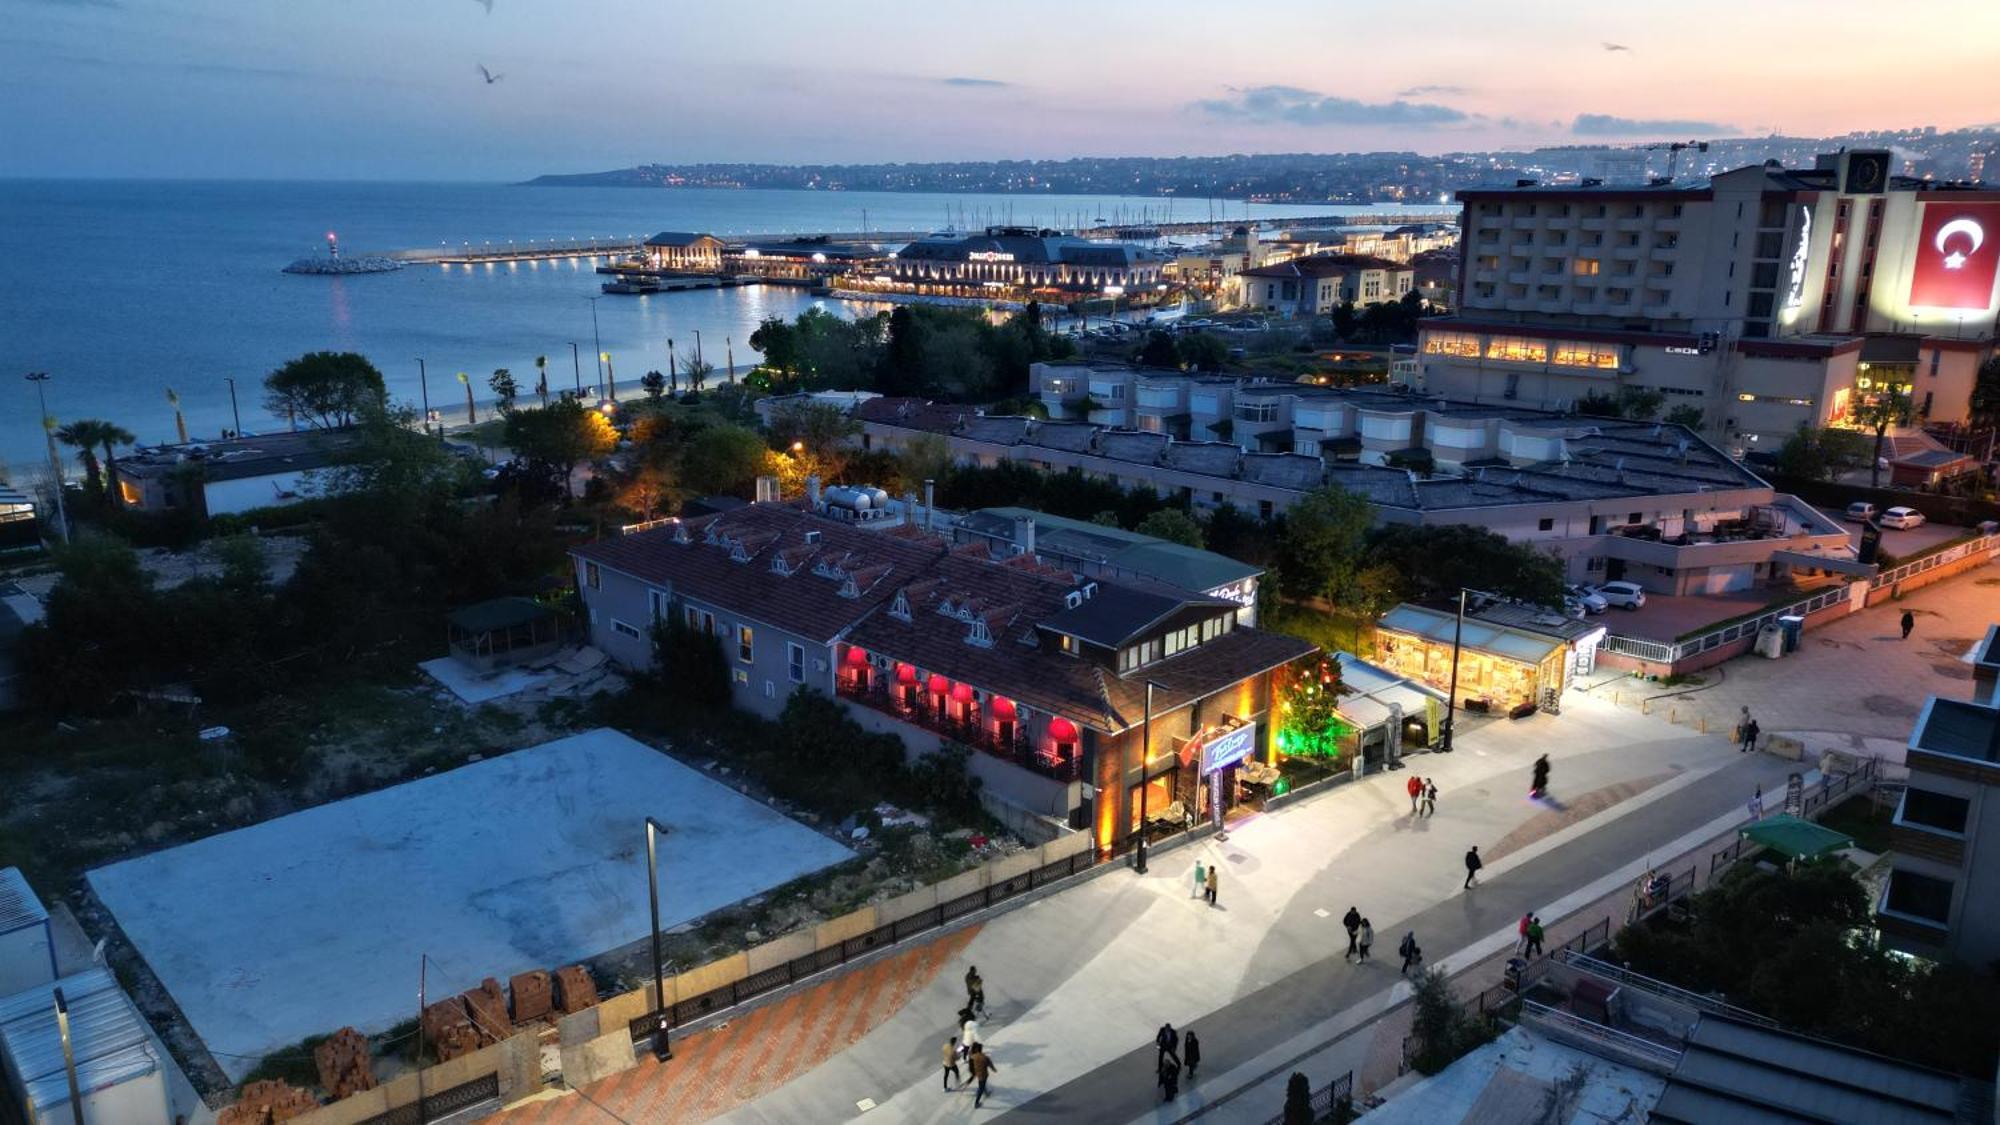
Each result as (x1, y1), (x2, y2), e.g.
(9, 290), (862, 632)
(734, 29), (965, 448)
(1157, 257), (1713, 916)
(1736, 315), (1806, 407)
(5, 0), (1999, 180)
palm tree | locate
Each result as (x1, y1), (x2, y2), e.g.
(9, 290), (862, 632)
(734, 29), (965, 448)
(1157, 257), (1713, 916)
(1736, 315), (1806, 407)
(166, 387), (188, 443)
(55, 419), (136, 503)
(534, 354), (550, 407)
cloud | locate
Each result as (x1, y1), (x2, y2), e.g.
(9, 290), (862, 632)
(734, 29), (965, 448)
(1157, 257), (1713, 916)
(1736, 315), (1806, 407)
(1572, 113), (1734, 136)
(1193, 85), (1468, 127)
(17, 0), (121, 7)
(1398, 84), (1471, 98)
(940, 76), (1009, 89)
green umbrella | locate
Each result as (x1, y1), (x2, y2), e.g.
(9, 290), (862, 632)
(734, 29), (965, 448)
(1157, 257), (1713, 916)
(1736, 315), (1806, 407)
(1738, 814), (1855, 860)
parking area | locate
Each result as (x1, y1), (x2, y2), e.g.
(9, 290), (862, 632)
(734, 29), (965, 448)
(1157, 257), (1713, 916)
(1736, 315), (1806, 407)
(1811, 504), (1973, 557)
(1587, 587), (1788, 644)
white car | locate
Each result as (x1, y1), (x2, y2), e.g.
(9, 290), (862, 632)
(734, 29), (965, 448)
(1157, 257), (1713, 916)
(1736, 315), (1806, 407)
(1880, 506), (1927, 530)
(1592, 581), (1647, 610)
(1566, 585), (1608, 614)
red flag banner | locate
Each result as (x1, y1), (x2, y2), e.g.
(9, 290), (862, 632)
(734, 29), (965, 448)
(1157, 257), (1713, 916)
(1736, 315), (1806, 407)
(1908, 201), (2000, 311)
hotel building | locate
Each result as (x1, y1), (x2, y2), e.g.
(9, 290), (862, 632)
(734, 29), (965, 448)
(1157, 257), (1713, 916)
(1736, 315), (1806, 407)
(1411, 151), (2000, 452)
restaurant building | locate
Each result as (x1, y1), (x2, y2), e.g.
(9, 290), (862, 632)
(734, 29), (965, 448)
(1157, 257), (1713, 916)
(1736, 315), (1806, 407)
(871, 226), (1167, 300)
(1372, 601), (1607, 717)
(570, 499), (1315, 850)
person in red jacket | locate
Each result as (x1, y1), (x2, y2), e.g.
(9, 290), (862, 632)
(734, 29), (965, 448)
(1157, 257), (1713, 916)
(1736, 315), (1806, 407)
(1407, 773), (1423, 815)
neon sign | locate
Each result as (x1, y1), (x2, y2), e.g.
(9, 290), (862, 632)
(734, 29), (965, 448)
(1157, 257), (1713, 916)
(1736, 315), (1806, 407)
(968, 251), (1016, 262)
(1200, 722), (1258, 775)
(1780, 205), (1812, 321)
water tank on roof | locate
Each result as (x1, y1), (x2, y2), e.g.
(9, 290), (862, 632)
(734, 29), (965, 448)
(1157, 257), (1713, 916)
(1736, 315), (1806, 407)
(824, 486), (871, 511)
(861, 486), (891, 507)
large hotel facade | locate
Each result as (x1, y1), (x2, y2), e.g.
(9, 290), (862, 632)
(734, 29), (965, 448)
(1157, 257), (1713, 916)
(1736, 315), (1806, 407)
(1409, 151), (2000, 452)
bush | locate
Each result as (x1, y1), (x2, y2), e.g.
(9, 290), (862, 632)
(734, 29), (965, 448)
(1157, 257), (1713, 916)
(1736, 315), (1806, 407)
(1408, 965), (1496, 1074)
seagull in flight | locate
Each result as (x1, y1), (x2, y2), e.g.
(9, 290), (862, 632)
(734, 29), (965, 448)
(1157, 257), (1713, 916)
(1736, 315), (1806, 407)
(477, 63), (503, 84)
(472, 0), (493, 12)
(1602, 41), (1632, 52)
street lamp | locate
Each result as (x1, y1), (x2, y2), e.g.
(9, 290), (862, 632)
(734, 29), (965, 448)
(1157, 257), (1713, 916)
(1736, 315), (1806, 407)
(24, 372), (69, 543)
(222, 377), (243, 438)
(1136, 678), (1168, 872)
(587, 297), (605, 387)
(415, 358), (434, 438)
(644, 816), (674, 1060)
(1439, 588), (1469, 753)
(52, 987), (83, 1125)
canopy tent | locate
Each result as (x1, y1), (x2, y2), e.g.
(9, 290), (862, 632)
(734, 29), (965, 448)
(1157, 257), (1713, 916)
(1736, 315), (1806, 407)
(1738, 814), (1855, 860)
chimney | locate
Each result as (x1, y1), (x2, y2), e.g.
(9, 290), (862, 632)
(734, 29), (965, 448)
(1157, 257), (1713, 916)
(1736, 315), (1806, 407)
(755, 475), (779, 503)
(923, 479), (935, 531)
(1013, 514), (1036, 557)
(807, 474), (823, 509)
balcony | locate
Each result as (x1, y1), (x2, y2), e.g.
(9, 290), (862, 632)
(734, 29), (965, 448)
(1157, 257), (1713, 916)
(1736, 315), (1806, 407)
(837, 675), (1082, 782)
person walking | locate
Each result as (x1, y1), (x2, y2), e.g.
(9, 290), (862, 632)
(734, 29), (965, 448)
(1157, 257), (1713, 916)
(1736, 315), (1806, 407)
(1192, 859), (1205, 899)
(1463, 845), (1483, 889)
(1517, 911), (1533, 953)
(1531, 754), (1550, 798)
(1744, 718), (1761, 753)
(1342, 906), (1362, 961)
(1157, 1055), (1182, 1101)
(1902, 609), (1916, 641)
(969, 1043), (996, 1108)
(1183, 1030), (1202, 1081)
(1422, 778), (1438, 818)
(960, 1012), (978, 1061)
(1735, 706), (1751, 751)
(1407, 773), (1423, 814)
(1155, 1022), (1180, 1070)
(942, 1036), (962, 1090)
(1748, 784), (1765, 821)
(1526, 915), (1545, 958)
(1398, 931), (1422, 975)
(965, 966), (986, 1017)
(1205, 864), (1219, 906)
(1357, 918), (1374, 962)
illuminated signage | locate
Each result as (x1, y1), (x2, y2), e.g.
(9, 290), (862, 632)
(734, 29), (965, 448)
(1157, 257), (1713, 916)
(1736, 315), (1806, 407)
(1909, 202), (2000, 310)
(1779, 206), (1812, 320)
(968, 251), (1016, 262)
(1664, 346), (1702, 356)
(1207, 579), (1258, 608)
(1200, 722), (1258, 776)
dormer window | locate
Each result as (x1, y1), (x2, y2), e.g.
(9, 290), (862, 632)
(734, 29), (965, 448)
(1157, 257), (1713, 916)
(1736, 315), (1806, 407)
(1058, 633), (1079, 657)
(729, 540), (751, 563)
(671, 521), (690, 544)
(770, 555), (793, 576)
(890, 592), (911, 621)
(967, 620), (993, 648)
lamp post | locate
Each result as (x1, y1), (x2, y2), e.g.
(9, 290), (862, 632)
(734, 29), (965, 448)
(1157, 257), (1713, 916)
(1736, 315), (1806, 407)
(1137, 680), (1154, 872)
(587, 296), (605, 390)
(52, 987), (84, 1125)
(568, 342), (583, 397)
(644, 816), (674, 1060)
(1440, 588), (1468, 753)
(24, 372), (69, 543)
(224, 376), (243, 438)
(602, 352), (616, 404)
(693, 329), (703, 370)
(415, 358), (434, 437)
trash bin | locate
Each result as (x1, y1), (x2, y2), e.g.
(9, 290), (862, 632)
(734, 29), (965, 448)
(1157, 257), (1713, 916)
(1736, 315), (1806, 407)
(1755, 624), (1785, 659)
(1777, 614), (1805, 653)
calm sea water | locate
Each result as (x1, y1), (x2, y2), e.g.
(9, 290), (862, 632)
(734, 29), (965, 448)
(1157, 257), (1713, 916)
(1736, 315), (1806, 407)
(0, 180), (1438, 476)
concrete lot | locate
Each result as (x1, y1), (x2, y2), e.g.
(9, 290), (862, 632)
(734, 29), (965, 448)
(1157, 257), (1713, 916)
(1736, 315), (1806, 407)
(1593, 588), (1779, 644)
(1813, 503), (1971, 557)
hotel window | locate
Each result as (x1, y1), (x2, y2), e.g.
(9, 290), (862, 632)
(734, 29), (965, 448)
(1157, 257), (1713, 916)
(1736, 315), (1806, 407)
(1552, 342), (1619, 369)
(1485, 337), (1548, 363)
(1572, 258), (1600, 276)
(737, 625), (755, 663)
(787, 642), (806, 683)
(1422, 331), (1482, 358)
(585, 562), (600, 590)
(1236, 401), (1280, 422)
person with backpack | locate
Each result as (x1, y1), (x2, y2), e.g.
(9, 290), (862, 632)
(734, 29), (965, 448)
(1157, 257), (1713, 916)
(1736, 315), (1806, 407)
(1399, 931), (1422, 975)
(1463, 844), (1483, 889)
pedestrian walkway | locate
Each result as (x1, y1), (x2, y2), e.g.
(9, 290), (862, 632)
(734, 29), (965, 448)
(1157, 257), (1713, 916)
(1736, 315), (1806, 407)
(494, 926), (979, 1123)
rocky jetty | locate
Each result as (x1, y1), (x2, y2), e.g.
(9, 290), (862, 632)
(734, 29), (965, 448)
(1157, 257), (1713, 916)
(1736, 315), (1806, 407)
(282, 254), (402, 275)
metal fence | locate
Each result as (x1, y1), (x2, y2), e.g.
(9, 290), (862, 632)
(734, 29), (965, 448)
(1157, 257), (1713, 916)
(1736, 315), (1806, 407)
(628, 847), (1098, 1041)
(1261, 1069), (1354, 1124)
(1556, 951), (1780, 1029)
(356, 1073), (500, 1125)
(1870, 533), (2000, 590)
(1604, 584), (1852, 666)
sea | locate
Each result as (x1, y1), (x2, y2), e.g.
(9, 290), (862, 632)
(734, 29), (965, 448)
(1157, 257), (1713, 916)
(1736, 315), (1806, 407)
(0, 180), (1445, 478)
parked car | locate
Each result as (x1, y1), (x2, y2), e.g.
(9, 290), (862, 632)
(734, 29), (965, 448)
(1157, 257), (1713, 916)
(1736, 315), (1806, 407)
(1566, 584), (1608, 614)
(1880, 506), (1927, 530)
(1843, 501), (1879, 522)
(1592, 581), (1647, 610)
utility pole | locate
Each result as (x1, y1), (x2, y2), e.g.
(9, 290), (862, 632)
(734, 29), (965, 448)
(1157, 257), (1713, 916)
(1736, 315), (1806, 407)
(587, 297), (605, 390)
(24, 372), (69, 543)
(224, 376), (243, 438)
(1440, 588), (1467, 752)
(415, 358), (434, 437)
(569, 342), (583, 396)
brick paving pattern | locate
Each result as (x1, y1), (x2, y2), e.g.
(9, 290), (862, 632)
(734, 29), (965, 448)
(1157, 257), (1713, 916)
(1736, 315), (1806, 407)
(499, 924), (979, 1124)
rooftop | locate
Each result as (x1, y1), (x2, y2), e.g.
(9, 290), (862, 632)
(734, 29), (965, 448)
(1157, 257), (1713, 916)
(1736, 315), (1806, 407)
(956, 507), (1260, 593)
(1653, 1015), (1985, 1125)
(1239, 252), (1410, 278)
(0, 968), (159, 1116)
(1377, 603), (1567, 664)
(894, 226), (1159, 268)
(0, 865), (47, 935)
(114, 428), (363, 483)
(1909, 698), (2000, 765)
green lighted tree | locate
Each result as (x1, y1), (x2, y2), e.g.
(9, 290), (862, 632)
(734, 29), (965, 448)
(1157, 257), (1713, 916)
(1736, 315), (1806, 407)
(1275, 652), (1352, 760)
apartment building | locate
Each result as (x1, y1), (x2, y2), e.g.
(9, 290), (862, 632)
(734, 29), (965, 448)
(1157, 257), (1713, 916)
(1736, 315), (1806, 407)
(569, 500), (1314, 849)
(1876, 625), (2000, 966)
(857, 379), (1858, 597)
(1230, 254), (1416, 316)
(1411, 151), (2000, 451)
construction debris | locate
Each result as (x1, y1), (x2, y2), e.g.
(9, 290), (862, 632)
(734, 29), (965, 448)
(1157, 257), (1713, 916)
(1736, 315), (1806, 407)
(219, 1079), (319, 1124)
(554, 965), (598, 1014)
(421, 997), (482, 1062)
(510, 969), (554, 1023)
(461, 977), (512, 1044)
(313, 1027), (376, 1100)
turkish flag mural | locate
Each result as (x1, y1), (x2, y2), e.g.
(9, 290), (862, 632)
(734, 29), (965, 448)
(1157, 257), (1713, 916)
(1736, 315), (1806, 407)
(1908, 201), (2000, 310)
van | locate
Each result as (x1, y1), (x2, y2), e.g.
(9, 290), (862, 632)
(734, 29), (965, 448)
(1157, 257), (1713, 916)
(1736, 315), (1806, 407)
(1843, 501), (1878, 523)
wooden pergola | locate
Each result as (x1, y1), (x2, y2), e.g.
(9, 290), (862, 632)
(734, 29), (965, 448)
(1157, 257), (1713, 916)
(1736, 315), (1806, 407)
(448, 597), (561, 670)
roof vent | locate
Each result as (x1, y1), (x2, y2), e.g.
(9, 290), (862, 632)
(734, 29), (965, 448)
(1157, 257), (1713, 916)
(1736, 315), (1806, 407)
(805, 529), (821, 545)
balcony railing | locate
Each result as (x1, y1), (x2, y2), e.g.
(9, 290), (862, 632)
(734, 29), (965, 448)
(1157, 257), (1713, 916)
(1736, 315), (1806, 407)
(837, 677), (1082, 782)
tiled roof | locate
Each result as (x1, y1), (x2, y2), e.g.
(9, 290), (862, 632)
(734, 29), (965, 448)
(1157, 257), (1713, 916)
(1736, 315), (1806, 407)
(574, 505), (948, 643)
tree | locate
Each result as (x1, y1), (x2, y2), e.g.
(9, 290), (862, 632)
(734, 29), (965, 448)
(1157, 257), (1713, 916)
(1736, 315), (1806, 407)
(1578, 386), (1663, 420)
(503, 396), (617, 499)
(1275, 653), (1352, 761)
(767, 401), (860, 481)
(534, 354), (550, 407)
(1282, 1073), (1314, 1125)
(1971, 356), (2000, 437)
(1330, 301), (1358, 341)
(1773, 424), (1869, 483)
(1361, 523), (1565, 607)
(55, 419), (134, 503)
(681, 424), (772, 497)
(682, 358), (716, 391)
(898, 434), (953, 492)
(1134, 508), (1205, 548)
(263, 351), (386, 429)
(653, 615), (730, 707)
(1850, 382), (1913, 487)
(1278, 485), (1374, 605)
(1178, 332), (1230, 373)
(640, 370), (667, 400)
(1137, 330), (1181, 369)
(18, 533), (165, 712)
(488, 368), (519, 415)
(617, 461), (680, 520)
(1408, 965), (1495, 1074)
(1664, 404), (1704, 429)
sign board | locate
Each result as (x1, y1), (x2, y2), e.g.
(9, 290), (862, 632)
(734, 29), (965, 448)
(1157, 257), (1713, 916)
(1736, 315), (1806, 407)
(968, 251), (1016, 263)
(1201, 722), (1258, 776)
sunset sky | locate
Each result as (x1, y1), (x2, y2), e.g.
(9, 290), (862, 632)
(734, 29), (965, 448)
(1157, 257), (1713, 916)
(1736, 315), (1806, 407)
(6, 0), (1998, 179)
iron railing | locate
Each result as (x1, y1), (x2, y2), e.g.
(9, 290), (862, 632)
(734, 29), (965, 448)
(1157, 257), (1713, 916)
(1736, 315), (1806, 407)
(1556, 951), (1780, 1028)
(628, 846), (1098, 1042)
(1871, 533), (2000, 590)
(836, 678), (1083, 782)
(357, 1073), (500, 1125)
(1603, 583), (1852, 665)
(1519, 1000), (1683, 1069)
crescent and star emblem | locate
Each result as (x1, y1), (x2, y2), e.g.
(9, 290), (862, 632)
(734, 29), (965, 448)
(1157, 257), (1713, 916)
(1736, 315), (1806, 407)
(1935, 217), (1985, 270)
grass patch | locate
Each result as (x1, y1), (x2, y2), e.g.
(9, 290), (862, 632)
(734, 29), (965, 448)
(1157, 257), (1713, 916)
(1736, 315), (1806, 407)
(240, 1032), (330, 1090)
(1263, 601), (1377, 659)
(1817, 795), (1894, 854)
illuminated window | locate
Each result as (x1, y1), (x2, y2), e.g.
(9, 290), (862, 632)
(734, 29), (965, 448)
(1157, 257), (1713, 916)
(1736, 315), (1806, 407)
(584, 562), (600, 589)
(1422, 332), (1482, 358)
(1551, 341), (1620, 369)
(1572, 259), (1601, 276)
(1486, 337), (1548, 363)
(738, 625), (754, 663)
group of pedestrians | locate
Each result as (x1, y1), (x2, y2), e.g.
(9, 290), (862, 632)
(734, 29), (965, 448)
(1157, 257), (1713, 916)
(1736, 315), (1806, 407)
(943, 966), (997, 1106)
(1340, 906), (1374, 963)
(1153, 1022), (1201, 1101)
(1191, 859), (1220, 905)
(1404, 774), (1439, 817)
(1515, 911), (1545, 957)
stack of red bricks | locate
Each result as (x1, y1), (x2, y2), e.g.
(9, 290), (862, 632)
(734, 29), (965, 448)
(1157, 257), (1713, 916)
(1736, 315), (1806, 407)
(422, 996), (483, 1062)
(510, 970), (554, 1024)
(312, 1027), (376, 1100)
(461, 977), (512, 1045)
(554, 965), (598, 1014)
(218, 1079), (319, 1124)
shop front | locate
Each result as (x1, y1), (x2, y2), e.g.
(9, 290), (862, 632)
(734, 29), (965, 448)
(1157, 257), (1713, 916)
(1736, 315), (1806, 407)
(1374, 604), (1570, 717)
